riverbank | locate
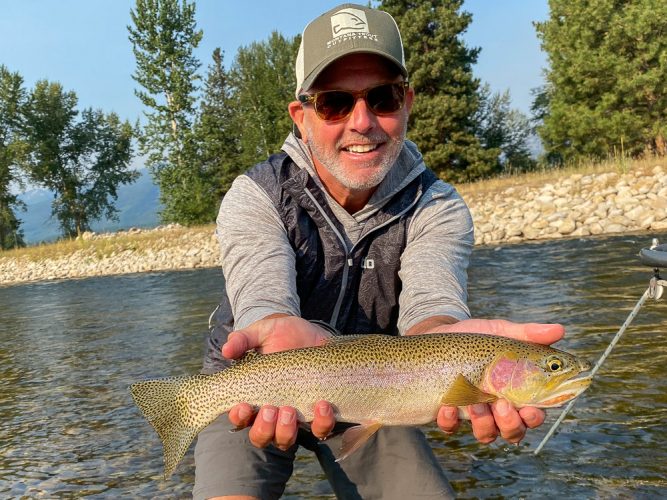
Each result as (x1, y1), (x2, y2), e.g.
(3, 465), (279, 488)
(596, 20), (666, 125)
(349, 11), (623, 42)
(1, 160), (666, 286)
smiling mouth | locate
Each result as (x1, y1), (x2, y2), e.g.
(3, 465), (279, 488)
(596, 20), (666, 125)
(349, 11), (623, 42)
(344, 143), (380, 153)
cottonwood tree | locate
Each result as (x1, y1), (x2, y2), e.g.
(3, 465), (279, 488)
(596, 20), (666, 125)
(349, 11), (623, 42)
(380, 0), (499, 181)
(535, 0), (667, 162)
(128, 0), (206, 223)
(20, 80), (136, 238)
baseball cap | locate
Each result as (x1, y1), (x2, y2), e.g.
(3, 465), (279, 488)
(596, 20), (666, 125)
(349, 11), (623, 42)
(295, 3), (407, 97)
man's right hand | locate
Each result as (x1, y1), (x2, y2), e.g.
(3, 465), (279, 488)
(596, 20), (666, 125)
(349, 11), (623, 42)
(222, 315), (337, 449)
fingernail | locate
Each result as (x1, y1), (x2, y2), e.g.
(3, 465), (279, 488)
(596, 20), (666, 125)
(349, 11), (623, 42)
(280, 410), (295, 425)
(524, 411), (537, 424)
(238, 406), (252, 421)
(318, 404), (331, 416)
(495, 399), (510, 417)
(471, 404), (487, 416)
(262, 407), (276, 422)
(443, 407), (458, 419)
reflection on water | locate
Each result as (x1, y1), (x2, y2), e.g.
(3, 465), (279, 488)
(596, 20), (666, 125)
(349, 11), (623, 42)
(1, 232), (666, 498)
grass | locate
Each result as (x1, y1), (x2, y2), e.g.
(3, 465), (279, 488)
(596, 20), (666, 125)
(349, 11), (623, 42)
(1, 224), (216, 263)
(456, 156), (660, 200)
(2, 155), (663, 262)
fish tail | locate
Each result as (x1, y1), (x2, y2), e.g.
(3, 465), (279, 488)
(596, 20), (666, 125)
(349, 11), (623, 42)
(130, 374), (214, 478)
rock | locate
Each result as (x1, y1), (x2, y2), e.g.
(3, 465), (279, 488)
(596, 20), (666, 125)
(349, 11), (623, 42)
(556, 218), (576, 235)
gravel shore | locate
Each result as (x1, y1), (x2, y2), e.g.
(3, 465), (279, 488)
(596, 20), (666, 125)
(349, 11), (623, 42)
(1, 165), (666, 286)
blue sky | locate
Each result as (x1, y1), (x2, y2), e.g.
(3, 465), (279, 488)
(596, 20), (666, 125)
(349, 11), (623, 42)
(0, 0), (549, 124)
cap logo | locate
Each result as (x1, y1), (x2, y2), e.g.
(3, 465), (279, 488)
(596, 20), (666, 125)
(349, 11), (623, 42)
(327, 8), (378, 48)
(331, 8), (367, 36)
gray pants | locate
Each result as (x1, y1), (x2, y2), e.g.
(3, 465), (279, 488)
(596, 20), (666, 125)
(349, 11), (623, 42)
(193, 414), (454, 500)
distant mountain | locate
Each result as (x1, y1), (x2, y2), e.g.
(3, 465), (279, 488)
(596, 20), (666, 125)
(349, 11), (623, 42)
(16, 169), (162, 244)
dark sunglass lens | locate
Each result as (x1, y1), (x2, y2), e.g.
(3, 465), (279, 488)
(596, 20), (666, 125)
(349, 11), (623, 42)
(368, 84), (404, 114)
(316, 91), (355, 121)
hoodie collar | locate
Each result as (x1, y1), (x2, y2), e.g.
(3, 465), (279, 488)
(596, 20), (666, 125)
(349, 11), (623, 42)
(281, 133), (426, 218)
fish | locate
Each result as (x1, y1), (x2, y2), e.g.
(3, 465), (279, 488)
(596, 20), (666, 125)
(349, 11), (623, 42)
(130, 333), (592, 478)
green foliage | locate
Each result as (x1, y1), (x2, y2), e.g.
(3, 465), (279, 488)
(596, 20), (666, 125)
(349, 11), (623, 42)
(380, 0), (499, 182)
(535, 0), (667, 162)
(193, 48), (239, 210)
(20, 80), (137, 238)
(0, 65), (26, 249)
(194, 33), (299, 203)
(226, 32), (299, 167)
(128, 0), (207, 224)
(476, 85), (535, 173)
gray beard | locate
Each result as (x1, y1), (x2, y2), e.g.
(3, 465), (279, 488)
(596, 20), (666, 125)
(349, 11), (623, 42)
(305, 127), (406, 191)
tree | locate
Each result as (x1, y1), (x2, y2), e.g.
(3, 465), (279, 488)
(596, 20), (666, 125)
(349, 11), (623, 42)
(535, 0), (667, 162)
(194, 32), (299, 206)
(476, 85), (535, 173)
(194, 48), (239, 211)
(20, 80), (137, 238)
(226, 32), (299, 168)
(128, 0), (206, 223)
(380, 0), (500, 182)
(0, 66), (26, 249)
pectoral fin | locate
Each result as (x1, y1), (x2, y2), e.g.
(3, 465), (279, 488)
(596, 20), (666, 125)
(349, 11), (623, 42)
(441, 374), (497, 406)
(336, 422), (383, 462)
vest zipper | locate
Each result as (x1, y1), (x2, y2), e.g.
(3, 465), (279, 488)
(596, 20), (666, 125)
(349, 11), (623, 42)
(304, 187), (422, 330)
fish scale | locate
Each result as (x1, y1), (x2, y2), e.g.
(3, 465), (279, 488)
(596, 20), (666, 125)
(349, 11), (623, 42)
(130, 332), (591, 478)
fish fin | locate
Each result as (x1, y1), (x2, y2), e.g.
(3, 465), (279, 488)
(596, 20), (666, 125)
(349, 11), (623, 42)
(441, 374), (498, 407)
(336, 422), (383, 462)
(130, 375), (211, 478)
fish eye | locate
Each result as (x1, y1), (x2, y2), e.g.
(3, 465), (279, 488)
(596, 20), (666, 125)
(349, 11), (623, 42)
(546, 357), (563, 372)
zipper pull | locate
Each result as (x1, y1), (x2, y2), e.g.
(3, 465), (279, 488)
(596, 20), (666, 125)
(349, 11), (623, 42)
(347, 258), (353, 267)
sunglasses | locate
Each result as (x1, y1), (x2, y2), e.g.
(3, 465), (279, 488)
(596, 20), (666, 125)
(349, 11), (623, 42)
(298, 82), (409, 122)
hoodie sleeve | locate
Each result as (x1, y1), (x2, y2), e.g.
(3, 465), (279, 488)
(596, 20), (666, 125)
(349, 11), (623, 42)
(216, 175), (300, 329)
(397, 181), (474, 333)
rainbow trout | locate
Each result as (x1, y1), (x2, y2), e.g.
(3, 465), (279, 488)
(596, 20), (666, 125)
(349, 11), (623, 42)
(130, 333), (591, 477)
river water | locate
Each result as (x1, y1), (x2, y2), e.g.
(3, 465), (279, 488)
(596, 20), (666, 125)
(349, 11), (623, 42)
(1, 232), (666, 498)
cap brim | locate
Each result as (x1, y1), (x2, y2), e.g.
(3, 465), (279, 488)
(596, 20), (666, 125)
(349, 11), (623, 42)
(299, 49), (408, 94)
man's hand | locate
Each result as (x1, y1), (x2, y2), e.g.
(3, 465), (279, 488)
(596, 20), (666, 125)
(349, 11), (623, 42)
(411, 317), (564, 445)
(222, 315), (337, 449)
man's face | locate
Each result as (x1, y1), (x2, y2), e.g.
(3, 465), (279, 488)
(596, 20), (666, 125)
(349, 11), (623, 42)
(290, 53), (413, 194)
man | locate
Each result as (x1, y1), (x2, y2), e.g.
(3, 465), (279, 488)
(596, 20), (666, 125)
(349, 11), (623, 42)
(195, 4), (564, 499)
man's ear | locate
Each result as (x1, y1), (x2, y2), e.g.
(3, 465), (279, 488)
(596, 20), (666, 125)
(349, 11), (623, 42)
(288, 101), (307, 142)
(404, 86), (415, 115)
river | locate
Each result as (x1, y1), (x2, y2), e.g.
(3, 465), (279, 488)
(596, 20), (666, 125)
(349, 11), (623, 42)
(1, 232), (666, 498)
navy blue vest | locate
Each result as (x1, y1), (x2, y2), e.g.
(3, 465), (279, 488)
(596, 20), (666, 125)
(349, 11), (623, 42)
(203, 152), (438, 373)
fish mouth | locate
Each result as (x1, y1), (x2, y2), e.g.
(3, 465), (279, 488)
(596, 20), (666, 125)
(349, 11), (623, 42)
(535, 371), (593, 408)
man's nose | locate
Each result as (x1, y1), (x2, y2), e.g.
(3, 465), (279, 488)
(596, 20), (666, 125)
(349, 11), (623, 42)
(348, 97), (375, 134)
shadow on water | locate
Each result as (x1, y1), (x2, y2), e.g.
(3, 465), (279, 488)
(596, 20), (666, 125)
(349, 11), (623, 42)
(1, 232), (666, 497)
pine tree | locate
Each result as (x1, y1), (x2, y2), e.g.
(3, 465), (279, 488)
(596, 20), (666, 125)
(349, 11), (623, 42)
(476, 85), (535, 173)
(380, 0), (499, 181)
(226, 32), (299, 167)
(535, 0), (667, 162)
(0, 65), (26, 248)
(194, 48), (239, 215)
(128, 0), (207, 223)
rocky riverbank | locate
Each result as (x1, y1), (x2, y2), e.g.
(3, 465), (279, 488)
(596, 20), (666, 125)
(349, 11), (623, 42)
(465, 164), (667, 245)
(1, 164), (666, 286)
